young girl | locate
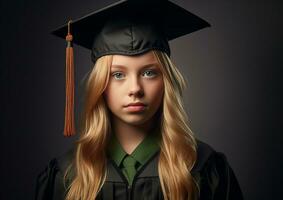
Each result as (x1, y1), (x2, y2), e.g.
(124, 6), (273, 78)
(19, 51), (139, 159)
(35, 1), (243, 199)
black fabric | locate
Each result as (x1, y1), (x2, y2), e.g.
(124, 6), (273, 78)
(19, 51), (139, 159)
(51, 0), (210, 63)
(90, 16), (171, 63)
(35, 140), (244, 200)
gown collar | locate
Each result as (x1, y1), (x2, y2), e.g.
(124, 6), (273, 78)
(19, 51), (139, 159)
(105, 139), (214, 183)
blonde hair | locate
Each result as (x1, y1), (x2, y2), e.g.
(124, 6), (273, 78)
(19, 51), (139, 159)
(64, 50), (199, 200)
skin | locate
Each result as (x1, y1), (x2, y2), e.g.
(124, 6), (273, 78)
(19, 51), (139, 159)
(103, 50), (164, 154)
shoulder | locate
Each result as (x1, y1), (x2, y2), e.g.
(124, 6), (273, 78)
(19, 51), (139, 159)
(35, 147), (76, 200)
(55, 147), (76, 173)
(192, 139), (244, 199)
(192, 139), (232, 183)
(44, 147), (75, 177)
(52, 146), (76, 184)
(192, 139), (223, 173)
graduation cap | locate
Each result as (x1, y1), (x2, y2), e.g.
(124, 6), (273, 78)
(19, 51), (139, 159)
(51, 0), (210, 137)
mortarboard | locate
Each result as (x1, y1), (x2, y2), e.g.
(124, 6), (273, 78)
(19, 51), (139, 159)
(51, 0), (210, 136)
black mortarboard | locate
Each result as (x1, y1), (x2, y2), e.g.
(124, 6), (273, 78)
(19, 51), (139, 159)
(52, 0), (210, 63)
(52, 0), (210, 136)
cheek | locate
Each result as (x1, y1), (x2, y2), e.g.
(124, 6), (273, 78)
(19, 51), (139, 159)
(146, 80), (164, 105)
(103, 84), (121, 110)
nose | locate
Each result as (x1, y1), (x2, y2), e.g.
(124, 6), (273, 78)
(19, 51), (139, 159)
(128, 75), (144, 97)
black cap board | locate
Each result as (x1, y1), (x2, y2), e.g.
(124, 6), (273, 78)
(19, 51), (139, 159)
(52, 0), (210, 63)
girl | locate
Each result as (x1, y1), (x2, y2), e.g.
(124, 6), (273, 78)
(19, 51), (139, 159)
(35, 0), (243, 199)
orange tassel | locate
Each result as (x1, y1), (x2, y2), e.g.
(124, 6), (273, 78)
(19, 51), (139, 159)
(64, 20), (76, 136)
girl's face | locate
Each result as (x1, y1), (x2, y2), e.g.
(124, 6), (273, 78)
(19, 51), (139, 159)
(103, 51), (164, 126)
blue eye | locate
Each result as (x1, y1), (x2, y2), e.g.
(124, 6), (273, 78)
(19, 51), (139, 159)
(112, 72), (125, 80)
(143, 70), (157, 78)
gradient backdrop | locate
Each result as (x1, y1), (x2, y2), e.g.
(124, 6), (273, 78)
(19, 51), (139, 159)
(1, 0), (282, 199)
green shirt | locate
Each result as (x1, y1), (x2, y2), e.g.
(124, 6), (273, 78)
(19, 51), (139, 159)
(107, 130), (161, 185)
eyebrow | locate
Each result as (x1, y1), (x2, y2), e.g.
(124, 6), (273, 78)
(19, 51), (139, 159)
(111, 63), (159, 69)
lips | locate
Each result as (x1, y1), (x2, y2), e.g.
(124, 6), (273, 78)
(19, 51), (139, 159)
(126, 102), (146, 107)
(124, 102), (146, 112)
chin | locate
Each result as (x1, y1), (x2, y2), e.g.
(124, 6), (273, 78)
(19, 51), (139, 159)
(119, 115), (151, 126)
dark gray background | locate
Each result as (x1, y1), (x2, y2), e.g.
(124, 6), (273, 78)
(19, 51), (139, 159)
(1, 0), (282, 199)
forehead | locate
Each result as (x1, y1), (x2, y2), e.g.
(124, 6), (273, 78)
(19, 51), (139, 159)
(111, 51), (158, 67)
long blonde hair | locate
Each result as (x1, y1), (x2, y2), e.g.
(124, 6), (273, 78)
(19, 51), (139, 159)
(64, 50), (199, 200)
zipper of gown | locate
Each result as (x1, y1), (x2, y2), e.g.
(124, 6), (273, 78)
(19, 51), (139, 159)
(128, 184), (132, 200)
(108, 151), (160, 200)
(128, 170), (139, 200)
(127, 172), (138, 200)
(128, 150), (161, 200)
(109, 160), (132, 199)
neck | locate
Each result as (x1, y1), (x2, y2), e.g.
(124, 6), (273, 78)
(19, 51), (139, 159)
(111, 116), (156, 154)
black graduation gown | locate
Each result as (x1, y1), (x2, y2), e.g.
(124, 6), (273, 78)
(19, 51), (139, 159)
(35, 140), (244, 200)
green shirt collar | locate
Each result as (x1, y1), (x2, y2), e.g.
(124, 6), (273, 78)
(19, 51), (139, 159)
(107, 129), (161, 167)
